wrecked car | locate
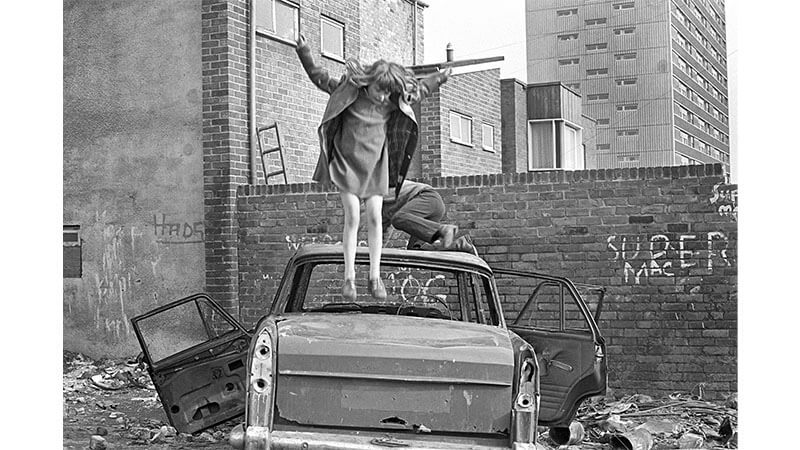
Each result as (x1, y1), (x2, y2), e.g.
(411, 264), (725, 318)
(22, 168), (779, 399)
(131, 244), (607, 449)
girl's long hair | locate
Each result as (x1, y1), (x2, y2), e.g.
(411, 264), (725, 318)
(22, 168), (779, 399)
(345, 58), (420, 103)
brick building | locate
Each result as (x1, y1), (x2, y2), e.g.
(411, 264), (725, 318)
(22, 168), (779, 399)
(64, 0), (502, 356)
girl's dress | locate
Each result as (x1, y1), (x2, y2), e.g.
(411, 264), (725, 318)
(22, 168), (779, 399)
(330, 89), (396, 199)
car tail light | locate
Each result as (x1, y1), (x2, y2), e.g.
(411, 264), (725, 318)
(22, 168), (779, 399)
(511, 352), (540, 450)
(229, 321), (278, 450)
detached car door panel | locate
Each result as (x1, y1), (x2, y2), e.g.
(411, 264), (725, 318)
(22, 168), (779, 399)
(131, 293), (251, 434)
(494, 270), (606, 427)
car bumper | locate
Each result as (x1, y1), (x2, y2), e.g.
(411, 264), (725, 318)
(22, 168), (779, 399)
(229, 425), (541, 450)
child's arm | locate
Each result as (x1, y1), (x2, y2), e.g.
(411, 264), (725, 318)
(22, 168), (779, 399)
(413, 67), (452, 103)
(295, 34), (341, 94)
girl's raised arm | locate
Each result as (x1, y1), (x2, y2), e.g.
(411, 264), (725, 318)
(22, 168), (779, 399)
(410, 67), (452, 104)
(295, 34), (341, 95)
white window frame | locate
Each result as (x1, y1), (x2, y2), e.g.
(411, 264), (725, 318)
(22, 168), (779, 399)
(527, 118), (584, 171)
(585, 18), (607, 26)
(586, 43), (608, 52)
(616, 103), (638, 111)
(616, 128), (639, 137)
(613, 26), (635, 35)
(587, 68), (608, 77)
(449, 111), (473, 146)
(320, 15), (345, 61)
(255, 0), (300, 45)
(481, 123), (495, 152)
(615, 52), (637, 61)
(587, 93), (609, 101)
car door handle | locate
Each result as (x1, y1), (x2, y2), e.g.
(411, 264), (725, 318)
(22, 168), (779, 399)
(549, 359), (573, 372)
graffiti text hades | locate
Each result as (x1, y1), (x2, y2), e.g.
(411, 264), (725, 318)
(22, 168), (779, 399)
(153, 213), (204, 244)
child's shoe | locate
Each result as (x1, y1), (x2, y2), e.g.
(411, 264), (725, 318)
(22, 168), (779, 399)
(369, 278), (387, 300)
(342, 279), (357, 301)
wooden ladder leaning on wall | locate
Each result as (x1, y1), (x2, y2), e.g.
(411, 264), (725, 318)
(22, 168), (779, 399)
(257, 122), (288, 185)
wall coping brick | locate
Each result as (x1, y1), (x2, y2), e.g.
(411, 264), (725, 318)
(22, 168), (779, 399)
(237, 163), (726, 197)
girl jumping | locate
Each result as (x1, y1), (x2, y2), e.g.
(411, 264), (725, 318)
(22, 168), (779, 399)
(296, 34), (450, 301)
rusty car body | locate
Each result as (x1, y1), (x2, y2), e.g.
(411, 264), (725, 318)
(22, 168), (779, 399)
(131, 245), (607, 449)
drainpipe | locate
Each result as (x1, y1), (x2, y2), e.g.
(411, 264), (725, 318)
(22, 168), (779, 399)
(248, 0), (258, 184)
(412, 0), (418, 65)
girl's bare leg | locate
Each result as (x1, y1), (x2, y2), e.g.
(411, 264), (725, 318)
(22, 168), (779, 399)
(365, 195), (386, 299)
(340, 192), (360, 300)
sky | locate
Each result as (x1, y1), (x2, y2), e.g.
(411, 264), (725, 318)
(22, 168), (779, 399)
(422, 0), (737, 182)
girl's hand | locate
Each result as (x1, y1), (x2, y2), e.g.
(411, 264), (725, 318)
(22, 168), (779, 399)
(296, 34), (307, 48)
(440, 66), (452, 83)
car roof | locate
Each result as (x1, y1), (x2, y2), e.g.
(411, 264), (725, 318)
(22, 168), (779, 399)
(291, 244), (492, 273)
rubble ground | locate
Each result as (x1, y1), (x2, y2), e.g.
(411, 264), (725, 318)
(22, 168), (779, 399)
(63, 351), (236, 449)
(63, 352), (737, 449)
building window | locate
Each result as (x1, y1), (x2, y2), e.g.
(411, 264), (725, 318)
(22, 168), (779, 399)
(585, 18), (607, 26)
(596, 118), (610, 127)
(675, 55), (688, 72)
(615, 52), (637, 60)
(676, 153), (697, 165)
(528, 119), (584, 170)
(320, 16), (344, 60)
(613, 26), (636, 35)
(617, 128), (639, 136)
(597, 143), (611, 150)
(677, 128), (692, 146)
(255, 0), (300, 43)
(613, 2), (635, 10)
(676, 103), (690, 121)
(557, 8), (578, 16)
(587, 93), (609, 101)
(616, 103), (638, 111)
(449, 111), (473, 146)
(615, 77), (637, 86)
(617, 155), (640, 163)
(558, 33), (579, 41)
(481, 123), (495, 152)
(587, 68), (608, 77)
(64, 225), (82, 278)
(559, 58), (580, 66)
(586, 43), (608, 52)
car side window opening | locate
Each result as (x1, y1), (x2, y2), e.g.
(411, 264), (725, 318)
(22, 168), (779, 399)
(497, 274), (590, 332)
(135, 297), (240, 365)
(285, 261), (499, 324)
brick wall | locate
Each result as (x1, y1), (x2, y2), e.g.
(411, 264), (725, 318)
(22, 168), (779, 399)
(202, 0), (251, 315)
(359, 0), (424, 65)
(422, 68), (503, 177)
(500, 78), (528, 173)
(235, 164), (738, 399)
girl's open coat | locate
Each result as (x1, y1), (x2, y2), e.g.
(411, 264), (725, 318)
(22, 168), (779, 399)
(296, 43), (447, 197)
